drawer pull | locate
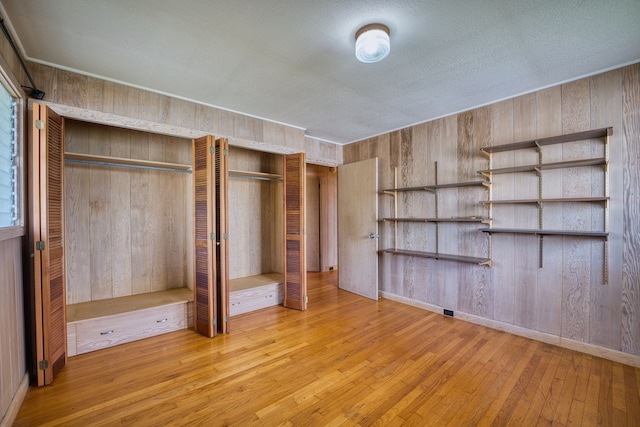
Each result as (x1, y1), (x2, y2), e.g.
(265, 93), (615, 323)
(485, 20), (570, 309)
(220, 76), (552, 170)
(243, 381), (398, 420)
(157, 318), (168, 323)
(100, 330), (114, 335)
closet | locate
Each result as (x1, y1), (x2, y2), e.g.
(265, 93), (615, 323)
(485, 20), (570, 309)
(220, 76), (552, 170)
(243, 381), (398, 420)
(30, 103), (307, 383)
(227, 146), (284, 316)
(63, 119), (194, 356)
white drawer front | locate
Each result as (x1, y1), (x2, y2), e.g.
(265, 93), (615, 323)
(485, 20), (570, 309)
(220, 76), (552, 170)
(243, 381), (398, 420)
(74, 303), (187, 355)
(230, 283), (283, 316)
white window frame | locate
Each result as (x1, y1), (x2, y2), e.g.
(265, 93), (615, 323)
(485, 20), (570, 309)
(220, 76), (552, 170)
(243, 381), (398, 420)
(0, 60), (25, 242)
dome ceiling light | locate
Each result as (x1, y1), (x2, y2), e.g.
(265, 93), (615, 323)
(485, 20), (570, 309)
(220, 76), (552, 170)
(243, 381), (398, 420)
(355, 23), (390, 63)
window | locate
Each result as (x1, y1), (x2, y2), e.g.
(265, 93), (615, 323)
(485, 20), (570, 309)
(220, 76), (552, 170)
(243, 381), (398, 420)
(0, 81), (18, 228)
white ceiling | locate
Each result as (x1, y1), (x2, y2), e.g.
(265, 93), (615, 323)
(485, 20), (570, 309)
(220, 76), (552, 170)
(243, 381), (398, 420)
(1, 0), (639, 145)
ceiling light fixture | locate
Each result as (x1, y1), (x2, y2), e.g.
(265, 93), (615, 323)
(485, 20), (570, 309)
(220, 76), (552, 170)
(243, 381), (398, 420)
(355, 23), (390, 63)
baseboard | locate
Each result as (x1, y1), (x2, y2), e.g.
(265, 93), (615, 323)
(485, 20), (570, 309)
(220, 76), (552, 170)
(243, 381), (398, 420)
(0, 372), (29, 427)
(380, 291), (640, 369)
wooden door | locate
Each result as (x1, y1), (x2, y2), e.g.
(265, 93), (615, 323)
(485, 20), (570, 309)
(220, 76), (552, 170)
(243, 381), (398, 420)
(31, 103), (67, 385)
(214, 138), (229, 334)
(338, 158), (379, 300)
(283, 153), (307, 310)
(193, 135), (229, 337)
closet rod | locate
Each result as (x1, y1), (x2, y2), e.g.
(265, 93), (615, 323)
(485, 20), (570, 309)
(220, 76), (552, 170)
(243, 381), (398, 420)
(228, 173), (282, 182)
(64, 158), (192, 173)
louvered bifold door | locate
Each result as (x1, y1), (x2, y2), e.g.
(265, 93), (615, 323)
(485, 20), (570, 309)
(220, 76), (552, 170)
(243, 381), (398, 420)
(193, 135), (216, 337)
(32, 103), (67, 386)
(214, 138), (229, 334)
(283, 153), (307, 310)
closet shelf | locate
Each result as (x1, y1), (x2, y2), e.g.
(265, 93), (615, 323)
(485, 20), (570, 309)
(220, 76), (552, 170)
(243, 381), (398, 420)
(64, 152), (192, 172)
(480, 127), (612, 154)
(480, 228), (608, 240)
(381, 180), (490, 193)
(483, 197), (609, 205)
(478, 158), (606, 176)
(381, 217), (491, 224)
(228, 169), (283, 181)
(379, 248), (491, 266)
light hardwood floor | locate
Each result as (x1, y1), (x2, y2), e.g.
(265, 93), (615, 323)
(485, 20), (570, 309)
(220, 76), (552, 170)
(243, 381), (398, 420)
(15, 272), (640, 426)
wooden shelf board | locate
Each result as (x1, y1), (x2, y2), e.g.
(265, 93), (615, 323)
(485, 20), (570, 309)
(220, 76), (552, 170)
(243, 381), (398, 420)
(379, 249), (491, 266)
(483, 197), (609, 205)
(480, 127), (612, 153)
(382, 180), (489, 193)
(382, 217), (491, 223)
(480, 228), (608, 239)
(228, 169), (283, 180)
(478, 158), (606, 175)
(67, 287), (193, 323)
(64, 152), (192, 171)
(229, 273), (284, 292)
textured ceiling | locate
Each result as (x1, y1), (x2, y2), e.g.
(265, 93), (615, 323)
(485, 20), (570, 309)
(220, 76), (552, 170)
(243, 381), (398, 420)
(1, 0), (639, 144)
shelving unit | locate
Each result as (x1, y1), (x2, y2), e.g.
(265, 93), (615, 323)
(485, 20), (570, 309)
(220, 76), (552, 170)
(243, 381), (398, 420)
(378, 164), (492, 266)
(479, 127), (611, 278)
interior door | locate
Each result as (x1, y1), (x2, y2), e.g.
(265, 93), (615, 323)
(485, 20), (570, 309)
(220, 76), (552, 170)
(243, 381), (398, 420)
(193, 135), (229, 337)
(192, 135), (217, 337)
(214, 138), (229, 333)
(31, 103), (67, 385)
(338, 158), (378, 300)
(283, 153), (307, 310)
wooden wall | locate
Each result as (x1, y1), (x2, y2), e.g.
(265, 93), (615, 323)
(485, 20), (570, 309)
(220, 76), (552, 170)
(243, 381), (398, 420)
(0, 237), (26, 423)
(0, 32), (29, 426)
(28, 63), (341, 167)
(64, 120), (193, 304)
(228, 147), (283, 279)
(344, 63), (640, 359)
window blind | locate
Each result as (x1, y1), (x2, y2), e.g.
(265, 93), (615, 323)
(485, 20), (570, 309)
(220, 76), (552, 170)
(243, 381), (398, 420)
(0, 83), (16, 227)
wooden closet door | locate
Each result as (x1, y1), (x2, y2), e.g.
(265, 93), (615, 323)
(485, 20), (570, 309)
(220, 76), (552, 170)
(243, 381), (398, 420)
(283, 153), (307, 310)
(214, 138), (229, 334)
(193, 135), (216, 337)
(31, 103), (67, 386)
(193, 136), (229, 336)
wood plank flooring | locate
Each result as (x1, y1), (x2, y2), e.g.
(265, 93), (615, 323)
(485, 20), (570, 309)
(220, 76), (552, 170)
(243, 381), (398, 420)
(14, 272), (640, 426)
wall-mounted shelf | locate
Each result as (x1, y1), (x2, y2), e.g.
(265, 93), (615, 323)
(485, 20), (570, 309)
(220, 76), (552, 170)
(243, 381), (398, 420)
(483, 197), (609, 205)
(479, 127), (612, 154)
(379, 163), (491, 267)
(381, 217), (491, 224)
(479, 127), (611, 279)
(480, 228), (608, 240)
(382, 180), (490, 194)
(478, 158), (606, 176)
(64, 152), (192, 173)
(379, 248), (491, 266)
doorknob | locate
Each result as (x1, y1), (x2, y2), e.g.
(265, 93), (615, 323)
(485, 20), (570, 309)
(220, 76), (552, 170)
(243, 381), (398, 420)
(368, 233), (379, 239)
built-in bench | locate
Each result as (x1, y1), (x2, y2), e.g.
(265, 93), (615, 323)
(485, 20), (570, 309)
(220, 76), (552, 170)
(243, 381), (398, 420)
(66, 287), (193, 356)
(229, 273), (284, 316)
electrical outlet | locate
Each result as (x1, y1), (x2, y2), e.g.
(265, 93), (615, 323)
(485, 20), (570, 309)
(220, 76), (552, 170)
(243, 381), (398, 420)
(443, 309), (454, 317)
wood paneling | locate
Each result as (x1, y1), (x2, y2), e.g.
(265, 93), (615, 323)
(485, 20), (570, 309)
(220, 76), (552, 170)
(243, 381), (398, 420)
(28, 62), (339, 165)
(348, 63), (640, 358)
(227, 147), (283, 279)
(0, 237), (25, 422)
(64, 120), (192, 304)
(622, 64), (640, 355)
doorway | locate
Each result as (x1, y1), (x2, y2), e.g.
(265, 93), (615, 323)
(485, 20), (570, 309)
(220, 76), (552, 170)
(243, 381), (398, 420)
(305, 164), (338, 273)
